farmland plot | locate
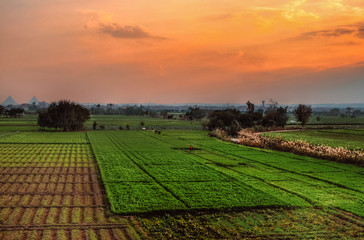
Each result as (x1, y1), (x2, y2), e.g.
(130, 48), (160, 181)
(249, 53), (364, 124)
(0, 129), (363, 239)
(88, 131), (305, 214)
(0, 137), (139, 239)
(0, 132), (88, 144)
(263, 129), (364, 150)
(88, 130), (364, 218)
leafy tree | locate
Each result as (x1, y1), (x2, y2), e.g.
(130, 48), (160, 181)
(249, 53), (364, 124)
(353, 110), (363, 116)
(0, 105), (5, 116)
(346, 107), (353, 115)
(38, 100), (90, 131)
(276, 107), (289, 127)
(262, 107), (288, 127)
(328, 108), (340, 116)
(239, 101), (262, 128)
(208, 109), (242, 136)
(295, 104), (312, 127)
(246, 101), (254, 114)
(239, 112), (262, 128)
(185, 107), (207, 120)
(5, 108), (24, 118)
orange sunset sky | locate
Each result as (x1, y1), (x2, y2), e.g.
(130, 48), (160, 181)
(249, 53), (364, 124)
(1, 0), (364, 104)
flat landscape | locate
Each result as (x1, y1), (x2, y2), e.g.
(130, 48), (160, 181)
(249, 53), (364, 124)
(0, 115), (363, 239)
(263, 129), (364, 150)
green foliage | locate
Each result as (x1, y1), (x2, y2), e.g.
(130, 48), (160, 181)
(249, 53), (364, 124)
(88, 130), (364, 216)
(4, 108), (24, 118)
(263, 129), (364, 150)
(0, 132), (88, 143)
(208, 109), (242, 136)
(295, 104), (313, 126)
(185, 107), (207, 120)
(262, 107), (288, 127)
(0, 105), (5, 115)
(38, 100), (90, 131)
(85, 115), (203, 130)
(207, 102), (288, 135)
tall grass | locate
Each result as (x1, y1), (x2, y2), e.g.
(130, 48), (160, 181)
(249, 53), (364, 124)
(227, 130), (364, 166)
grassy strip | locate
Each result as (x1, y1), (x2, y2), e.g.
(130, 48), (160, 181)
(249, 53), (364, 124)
(233, 130), (364, 166)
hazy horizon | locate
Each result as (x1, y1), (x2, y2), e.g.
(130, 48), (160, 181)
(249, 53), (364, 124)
(1, 1), (364, 104)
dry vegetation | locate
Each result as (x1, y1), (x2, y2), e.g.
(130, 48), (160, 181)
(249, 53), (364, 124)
(225, 129), (364, 166)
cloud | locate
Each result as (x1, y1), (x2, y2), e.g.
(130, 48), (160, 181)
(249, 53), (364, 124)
(297, 22), (364, 39)
(322, 0), (364, 16)
(98, 23), (154, 39)
(251, 0), (319, 22)
(358, 27), (364, 39)
(80, 9), (165, 39)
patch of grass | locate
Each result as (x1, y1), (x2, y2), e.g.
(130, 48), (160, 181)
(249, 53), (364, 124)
(263, 129), (364, 150)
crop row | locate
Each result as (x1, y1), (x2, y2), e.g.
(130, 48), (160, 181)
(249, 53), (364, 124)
(179, 139), (364, 216)
(0, 167), (96, 175)
(0, 194), (103, 207)
(0, 173), (98, 183)
(141, 130), (364, 216)
(0, 163), (95, 168)
(0, 141), (136, 240)
(1, 227), (130, 240)
(0, 144), (92, 154)
(0, 132), (88, 143)
(0, 181), (101, 194)
(88, 131), (299, 214)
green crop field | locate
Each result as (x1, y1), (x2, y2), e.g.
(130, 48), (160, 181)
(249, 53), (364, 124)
(88, 130), (364, 217)
(0, 132), (88, 143)
(86, 115), (202, 130)
(263, 129), (364, 150)
(1, 126), (363, 238)
(287, 115), (364, 125)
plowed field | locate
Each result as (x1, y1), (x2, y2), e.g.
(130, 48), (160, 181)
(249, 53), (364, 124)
(0, 140), (139, 240)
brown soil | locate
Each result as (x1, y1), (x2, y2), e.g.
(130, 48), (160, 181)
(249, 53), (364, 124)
(0, 145), (140, 240)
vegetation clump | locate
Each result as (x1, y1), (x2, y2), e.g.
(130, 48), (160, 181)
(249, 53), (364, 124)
(234, 130), (364, 166)
(207, 101), (289, 136)
(37, 100), (90, 131)
(295, 104), (312, 126)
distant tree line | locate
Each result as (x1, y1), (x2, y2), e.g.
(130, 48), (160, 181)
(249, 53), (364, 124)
(207, 101), (312, 136)
(185, 107), (208, 120)
(0, 105), (24, 118)
(90, 105), (150, 116)
(38, 100), (90, 131)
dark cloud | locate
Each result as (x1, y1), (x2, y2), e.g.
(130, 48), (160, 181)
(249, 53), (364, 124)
(297, 22), (364, 40)
(98, 23), (165, 39)
(300, 28), (355, 38)
(358, 27), (364, 39)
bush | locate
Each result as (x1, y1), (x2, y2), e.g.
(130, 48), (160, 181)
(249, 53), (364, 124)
(38, 100), (90, 131)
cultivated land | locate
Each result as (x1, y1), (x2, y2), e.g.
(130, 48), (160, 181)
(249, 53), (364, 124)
(0, 115), (364, 239)
(263, 129), (364, 150)
(0, 133), (140, 239)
